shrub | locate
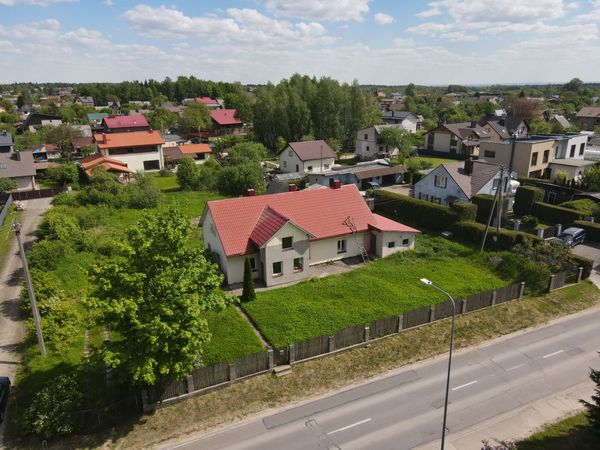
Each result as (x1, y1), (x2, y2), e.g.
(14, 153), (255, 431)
(559, 199), (598, 217)
(513, 185), (544, 216)
(472, 194), (508, 224)
(176, 156), (199, 190)
(27, 240), (74, 270)
(0, 177), (17, 193)
(40, 298), (83, 352)
(450, 200), (477, 222)
(52, 192), (80, 208)
(126, 174), (162, 209)
(373, 190), (458, 231)
(531, 202), (585, 224)
(38, 209), (82, 243)
(241, 257), (256, 302)
(573, 220), (600, 242)
(452, 220), (539, 250)
(519, 214), (539, 228)
(572, 253), (593, 280)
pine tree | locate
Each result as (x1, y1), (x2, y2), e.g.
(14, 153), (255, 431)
(242, 257), (256, 302)
(580, 355), (600, 433)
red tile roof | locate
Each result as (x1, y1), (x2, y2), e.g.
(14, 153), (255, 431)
(196, 97), (219, 104)
(178, 143), (212, 154)
(80, 154), (134, 176)
(288, 140), (335, 161)
(102, 115), (149, 129)
(204, 184), (418, 257)
(369, 214), (420, 233)
(210, 109), (242, 126)
(93, 130), (164, 149)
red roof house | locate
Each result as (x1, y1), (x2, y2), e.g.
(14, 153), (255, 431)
(101, 115), (150, 133)
(80, 154), (135, 178)
(195, 97), (220, 109)
(210, 109), (244, 136)
(93, 130), (165, 172)
(200, 184), (419, 286)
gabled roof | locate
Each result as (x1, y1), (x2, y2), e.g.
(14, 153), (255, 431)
(178, 143), (212, 154)
(102, 115), (149, 130)
(80, 154), (134, 177)
(196, 97), (219, 105)
(369, 214), (420, 233)
(552, 115), (571, 128)
(438, 122), (491, 140)
(94, 130), (164, 149)
(0, 131), (13, 147)
(576, 107), (600, 118)
(0, 151), (36, 178)
(87, 112), (108, 122)
(420, 161), (500, 199)
(203, 184), (417, 257)
(287, 140), (336, 161)
(210, 109), (242, 126)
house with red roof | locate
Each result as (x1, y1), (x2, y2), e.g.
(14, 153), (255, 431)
(80, 154), (135, 180)
(93, 130), (165, 172)
(279, 140), (336, 176)
(195, 97), (221, 109)
(210, 109), (244, 136)
(200, 183), (419, 287)
(101, 115), (150, 133)
(163, 143), (212, 168)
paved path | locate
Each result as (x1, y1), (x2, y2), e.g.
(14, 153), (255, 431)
(0, 198), (52, 445)
(166, 307), (600, 450)
(573, 241), (600, 288)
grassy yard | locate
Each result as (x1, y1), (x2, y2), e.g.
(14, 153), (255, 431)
(517, 412), (598, 450)
(148, 172), (180, 192)
(0, 206), (19, 267)
(410, 156), (461, 167)
(243, 235), (517, 347)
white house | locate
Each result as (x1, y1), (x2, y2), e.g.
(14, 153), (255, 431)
(93, 130), (164, 172)
(381, 111), (419, 132)
(414, 160), (508, 207)
(279, 140), (336, 176)
(200, 184), (420, 287)
(423, 122), (492, 157)
(355, 125), (407, 161)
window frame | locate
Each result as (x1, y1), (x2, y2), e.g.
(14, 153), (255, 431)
(484, 150), (496, 158)
(543, 149), (549, 164)
(249, 257), (257, 272)
(402, 238), (410, 246)
(531, 152), (538, 166)
(272, 261), (283, 277)
(387, 241), (396, 249)
(281, 236), (293, 250)
(293, 257), (303, 272)
(337, 239), (347, 254)
(434, 175), (447, 188)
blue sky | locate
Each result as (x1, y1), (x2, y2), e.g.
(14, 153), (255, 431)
(0, 0), (599, 85)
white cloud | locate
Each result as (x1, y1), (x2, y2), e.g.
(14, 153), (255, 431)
(439, 31), (479, 42)
(0, 0), (77, 5)
(61, 27), (109, 46)
(263, 0), (370, 22)
(103, 0), (113, 5)
(430, 0), (570, 23)
(374, 13), (394, 25)
(416, 7), (442, 18)
(393, 38), (415, 46)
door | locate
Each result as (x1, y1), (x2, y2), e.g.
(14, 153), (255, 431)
(370, 233), (377, 256)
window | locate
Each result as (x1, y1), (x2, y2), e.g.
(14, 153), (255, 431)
(364, 133), (368, 140)
(434, 175), (447, 188)
(531, 152), (538, 166)
(324, 164), (330, 170)
(450, 137), (458, 147)
(307, 166), (313, 172)
(282, 236), (293, 250)
(283, 160), (287, 168)
(387, 241), (396, 248)
(288, 150), (293, 157)
(570, 144), (576, 158)
(143, 160), (160, 171)
(484, 150), (496, 158)
(293, 257), (303, 272)
(296, 164), (299, 172)
(379, 146), (383, 152)
(249, 257), (257, 272)
(210, 223), (216, 235)
(402, 238), (410, 246)
(337, 239), (347, 253)
(543, 150), (549, 164)
(272, 261), (282, 277)
(366, 146), (370, 152)
(198, 153), (206, 160)
(580, 143), (585, 156)
(493, 179), (500, 189)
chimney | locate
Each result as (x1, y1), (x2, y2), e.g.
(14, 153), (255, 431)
(464, 158), (474, 175)
(470, 121), (476, 128)
(332, 179), (342, 189)
(288, 184), (297, 192)
(247, 188), (256, 197)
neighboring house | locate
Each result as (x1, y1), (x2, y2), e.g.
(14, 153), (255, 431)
(75, 96), (95, 107)
(32, 144), (61, 161)
(0, 131), (13, 153)
(355, 125), (406, 161)
(423, 122), (491, 157)
(200, 184), (420, 286)
(575, 107), (600, 131)
(279, 140), (336, 175)
(0, 151), (36, 190)
(584, 136), (600, 160)
(478, 116), (529, 140)
(161, 133), (186, 148)
(546, 133), (588, 159)
(93, 130), (165, 172)
(307, 162), (405, 190)
(163, 143), (212, 168)
(80, 154), (134, 180)
(210, 109), (244, 136)
(107, 100), (121, 114)
(550, 115), (571, 129)
(381, 111), (420, 131)
(101, 115), (150, 133)
(414, 160), (506, 206)
(71, 137), (94, 154)
(72, 124), (92, 137)
(87, 112), (108, 126)
(196, 97), (221, 110)
(17, 113), (62, 134)
(547, 159), (595, 181)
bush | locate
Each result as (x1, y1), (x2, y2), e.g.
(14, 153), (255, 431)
(559, 199), (599, 217)
(373, 190), (458, 231)
(52, 192), (80, 208)
(572, 253), (593, 280)
(126, 174), (162, 209)
(513, 185), (544, 216)
(452, 220), (539, 250)
(532, 202), (585, 224)
(450, 200), (477, 222)
(27, 240), (74, 270)
(176, 156), (199, 190)
(519, 214), (539, 228)
(38, 209), (82, 243)
(0, 177), (17, 193)
(573, 220), (600, 242)
(241, 257), (256, 302)
(472, 194), (508, 224)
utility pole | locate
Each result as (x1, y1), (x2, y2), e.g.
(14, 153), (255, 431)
(496, 166), (504, 235)
(480, 165), (504, 253)
(13, 221), (46, 356)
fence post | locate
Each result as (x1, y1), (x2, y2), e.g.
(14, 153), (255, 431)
(328, 335), (335, 352)
(364, 326), (370, 342)
(577, 267), (583, 283)
(556, 223), (562, 235)
(429, 306), (435, 322)
(536, 228), (544, 239)
(229, 363), (237, 381)
(186, 375), (194, 393)
(461, 298), (468, 314)
(548, 274), (555, 292)
(491, 290), (497, 306)
(268, 349), (274, 369)
(397, 315), (403, 332)
(519, 282), (525, 300)
(289, 343), (295, 364)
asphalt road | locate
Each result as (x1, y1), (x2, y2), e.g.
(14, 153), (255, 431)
(169, 308), (600, 450)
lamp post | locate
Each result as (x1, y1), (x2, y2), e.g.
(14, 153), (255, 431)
(420, 278), (455, 450)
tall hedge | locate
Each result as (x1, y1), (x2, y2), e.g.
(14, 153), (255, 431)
(450, 200), (477, 222)
(452, 220), (540, 250)
(241, 257), (255, 302)
(560, 199), (598, 217)
(573, 220), (600, 242)
(514, 186), (544, 216)
(531, 202), (585, 225)
(472, 194), (508, 224)
(571, 253), (593, 280)
(374, 190), (457, 231)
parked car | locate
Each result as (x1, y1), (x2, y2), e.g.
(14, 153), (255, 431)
(0, 376), (10, 423)
(547, 227), (586, 247)
(366, 181), (382, 190)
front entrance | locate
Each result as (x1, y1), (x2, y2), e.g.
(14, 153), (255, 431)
(370, 233), (377, 256)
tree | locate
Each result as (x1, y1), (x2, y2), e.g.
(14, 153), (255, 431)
(80, 144), (97, 156)
(16, 89), (33, 108)
(0, 178), (17, 193)
(562, 78), (583, 94)
(48, 162), (79, 186)
(145, 108), (178, 132)
(217, 162), (265, 196)
(46, 125), (83, 159)
(506, 97), (543, 122)
(228, 142), (268, 165)
(90, 208), (230, 386)
(180, 102), (211, 132)
(377, 127), (412, 161)
(580, 353), (600, 434)
(580, 165), (600, 191)
(241, 257), (256, 302)
(529, 119), (552, 134)
(176, 156), (199, 190)
(405, 83), (416, 97)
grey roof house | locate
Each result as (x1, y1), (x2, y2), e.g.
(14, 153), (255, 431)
(0, 150), (36, 190)
(0, 131), (13, 153)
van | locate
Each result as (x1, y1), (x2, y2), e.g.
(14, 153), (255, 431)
(558, 227), (586, 247)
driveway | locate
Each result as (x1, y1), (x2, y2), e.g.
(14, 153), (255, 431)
(572, 241), (600, 288)
(381, 184), (412, 197)
(0, 198), (52, 443)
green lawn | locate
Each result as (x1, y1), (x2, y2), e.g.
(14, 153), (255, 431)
(243, 235), (515, 347)
(0, 206), (19, 267)
(148, 172), (180, 192)
(410, 156), (461, 167)
(517, 412), (599, 450)
(35, 178), (61, 190)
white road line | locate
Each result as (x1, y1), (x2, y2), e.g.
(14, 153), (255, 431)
(326, 418), (372, 435)
(542, 350), (564, 359)
(451, 380), (478, 391)
(507, 363), (525, 371)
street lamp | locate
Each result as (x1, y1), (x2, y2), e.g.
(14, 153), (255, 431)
(420, 278), (455, 450)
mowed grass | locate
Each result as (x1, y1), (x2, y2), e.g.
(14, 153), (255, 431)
(148, 172), (181, 192)
(517, 412), (599, 450)
(243, 235), (513, 347)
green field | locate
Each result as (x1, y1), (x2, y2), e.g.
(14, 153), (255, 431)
(243, 235), (516, 347)
(517, 412), (599, 450)
(148, 172), (181, 192)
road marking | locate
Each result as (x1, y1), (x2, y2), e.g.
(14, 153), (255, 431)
(326, 418), (372, 435)
(452, 380), (478, 391)
(507, 363), (525, 371)
(542, 350), (564, 359)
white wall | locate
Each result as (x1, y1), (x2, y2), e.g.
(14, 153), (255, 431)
(279, 145), (334, 175)
(413, 165), (468, 206)
(554, 135), (588, 160)
(309, 233), (367, 265)
(102, 145), (164, 172)
(374, 231), (416, 258)
(355, 127), (377, 160)
(13, 175), (35, 191)
(202, 210), (230, 278)
(263, 222), (311, 287)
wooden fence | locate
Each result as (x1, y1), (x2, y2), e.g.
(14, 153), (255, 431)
(11, 187), (62, 200)
(147, 273), (584, 407)
(0, 193), (13, 227)
(548, 268), (582, 292)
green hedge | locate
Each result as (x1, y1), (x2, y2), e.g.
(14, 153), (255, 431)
(450, 200), (477, 222)
(472, 194), (508, 224)
(532, 202), (586, 224)
(374, 190), (457, 231)
(573, 220), (600, 242)
(513, 186), (544, 216)
(571, 253), (593, 280)
(559, 199), (598, 217)
(452, 220), (540, 250)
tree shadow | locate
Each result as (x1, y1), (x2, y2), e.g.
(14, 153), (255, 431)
(0, 297), (24, 322)
(516, 423), (599, 450)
